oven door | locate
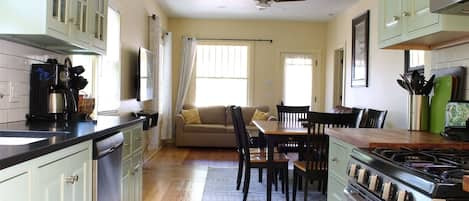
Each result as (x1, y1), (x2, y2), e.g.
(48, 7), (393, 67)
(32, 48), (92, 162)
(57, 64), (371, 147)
(344, 183), (380, 201)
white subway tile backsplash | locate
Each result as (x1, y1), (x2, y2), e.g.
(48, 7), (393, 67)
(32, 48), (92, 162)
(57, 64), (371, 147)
(0, 39), (64, 123)
(0, 110), (6, 123)
(7, 108), (27, 122)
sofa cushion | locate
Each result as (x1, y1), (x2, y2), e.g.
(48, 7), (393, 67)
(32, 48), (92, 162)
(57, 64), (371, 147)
(184, 124), (227, 133)
(197, 105), (226, 124)
(181, 108), (201, 124)
(226, 106), (270, 125)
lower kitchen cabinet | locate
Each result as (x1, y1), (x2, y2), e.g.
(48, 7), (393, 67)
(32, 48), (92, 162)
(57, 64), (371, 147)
(32, 141), (92, 201)
(122, 123), (144, 201)
(0, 162), (31, 201)
(327, 136), (356, 200)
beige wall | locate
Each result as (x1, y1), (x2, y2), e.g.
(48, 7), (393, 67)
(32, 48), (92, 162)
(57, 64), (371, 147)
(324, 0), (408, 128)
(109, 0), (167, 110)
(169, 19), (327, 112)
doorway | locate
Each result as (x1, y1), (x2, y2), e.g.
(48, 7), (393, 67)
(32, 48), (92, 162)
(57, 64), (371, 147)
(333, 48), (345, 107)
(281, 53), (315, 108)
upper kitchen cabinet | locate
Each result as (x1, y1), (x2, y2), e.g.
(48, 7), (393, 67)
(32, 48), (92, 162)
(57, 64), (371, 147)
(379, 0), (469, 50)
(89, 0), (107, 52)
(0, 0), (107, 54)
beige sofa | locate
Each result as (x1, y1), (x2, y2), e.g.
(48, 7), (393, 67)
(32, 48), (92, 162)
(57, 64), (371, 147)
(175, 105), (272, 147)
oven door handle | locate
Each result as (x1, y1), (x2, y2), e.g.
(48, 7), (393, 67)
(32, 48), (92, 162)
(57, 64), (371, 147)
(344, 188), (367, 201)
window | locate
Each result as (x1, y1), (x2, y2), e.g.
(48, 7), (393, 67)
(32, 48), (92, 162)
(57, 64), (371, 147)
(405, 50), (425, 74)
(195, 43), (250, 106)
(71, 55), (96, 98)
(96, 7), (120, 113)
(283, 54), (313, 106)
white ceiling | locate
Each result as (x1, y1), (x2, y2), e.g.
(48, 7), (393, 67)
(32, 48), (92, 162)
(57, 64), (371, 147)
(157, 0), (359, 21)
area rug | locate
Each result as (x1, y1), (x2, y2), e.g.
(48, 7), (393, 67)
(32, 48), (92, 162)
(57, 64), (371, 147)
(202, 168), (327, 201)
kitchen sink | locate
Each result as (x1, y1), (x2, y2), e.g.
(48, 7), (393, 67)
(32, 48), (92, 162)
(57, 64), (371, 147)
(0, 137), (47, 145)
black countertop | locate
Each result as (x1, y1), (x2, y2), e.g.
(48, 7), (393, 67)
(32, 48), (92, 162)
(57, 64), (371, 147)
(0, 115), (144, 170)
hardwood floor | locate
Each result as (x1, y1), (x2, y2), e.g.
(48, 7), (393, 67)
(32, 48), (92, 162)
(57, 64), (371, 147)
(143, 145), (238, 201)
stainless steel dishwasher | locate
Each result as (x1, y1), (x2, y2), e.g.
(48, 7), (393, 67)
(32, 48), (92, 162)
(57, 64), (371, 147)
(92, 132), (124, 201)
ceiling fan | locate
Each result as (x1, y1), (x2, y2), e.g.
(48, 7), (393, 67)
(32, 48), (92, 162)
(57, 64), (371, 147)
(255, 0), (305, 10)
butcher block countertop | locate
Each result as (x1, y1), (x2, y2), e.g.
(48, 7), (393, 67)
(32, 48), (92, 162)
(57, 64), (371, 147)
(326, 128), (469, 149)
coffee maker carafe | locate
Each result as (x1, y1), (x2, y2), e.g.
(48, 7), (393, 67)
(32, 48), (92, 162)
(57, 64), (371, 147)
(28, 59), (77, 121)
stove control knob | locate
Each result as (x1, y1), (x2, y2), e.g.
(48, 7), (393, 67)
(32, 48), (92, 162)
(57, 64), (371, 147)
(397, 190), (408, 201)
(348, 164), (358, 177)
(382, 182), (393, 201)
(368, 175), (380, 192)
(357, 168), (368, 184)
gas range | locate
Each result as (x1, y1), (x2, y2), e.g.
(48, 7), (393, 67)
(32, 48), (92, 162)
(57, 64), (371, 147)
(345, 148), (469, 201)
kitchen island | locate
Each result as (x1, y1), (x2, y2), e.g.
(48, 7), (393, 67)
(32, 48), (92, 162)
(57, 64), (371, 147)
(325, 128), (469, 201)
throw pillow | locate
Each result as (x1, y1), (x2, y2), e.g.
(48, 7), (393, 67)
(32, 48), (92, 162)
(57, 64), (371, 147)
(181, 108), (202, 124)
(251, 109), (269, 125)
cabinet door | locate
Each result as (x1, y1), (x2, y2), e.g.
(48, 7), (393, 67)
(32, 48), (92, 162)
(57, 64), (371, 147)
(379, 0), (403, 41)
(70, 0), (90, 46)
(67, 150), (90, 201)
(90, 0), (107, 51)
(35, 147), (91, 201)
(0, 165), (30, 201)
(327, 174), (347, 201)
(36, 157), (68, 201)
(132, 151), (143, 201)
(47, 0), (70, 37)
(121, 158), (132, 201)
(405, 0), (439, 33)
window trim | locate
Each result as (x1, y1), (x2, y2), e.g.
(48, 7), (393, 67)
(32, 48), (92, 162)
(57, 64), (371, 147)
(404, 50), (424, 75)
(194, 41), (254, 106)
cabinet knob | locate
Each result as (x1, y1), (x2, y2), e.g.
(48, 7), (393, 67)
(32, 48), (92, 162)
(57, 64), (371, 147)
(402, 12), (410, 17)
(331, 157), (338, 162)
(392, 16), (400, 21)
(65, 175), (79, 184)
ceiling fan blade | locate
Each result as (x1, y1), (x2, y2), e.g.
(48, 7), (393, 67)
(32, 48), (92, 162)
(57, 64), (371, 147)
(273, 0), (305, 2)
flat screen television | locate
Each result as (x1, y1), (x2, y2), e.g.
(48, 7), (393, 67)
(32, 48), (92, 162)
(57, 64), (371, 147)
(136, 47), (154, 101)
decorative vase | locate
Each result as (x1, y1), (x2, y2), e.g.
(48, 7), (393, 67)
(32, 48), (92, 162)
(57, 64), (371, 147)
(408, 95), (429, 131)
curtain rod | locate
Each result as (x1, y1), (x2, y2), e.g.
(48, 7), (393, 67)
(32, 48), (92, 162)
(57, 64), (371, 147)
(197, 38), (273, 43)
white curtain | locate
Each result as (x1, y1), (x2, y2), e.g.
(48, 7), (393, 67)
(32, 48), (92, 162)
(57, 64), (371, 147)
(175, 37), (197, 113)
(148, 15), (161, 149)
(159, 32), (173, 140)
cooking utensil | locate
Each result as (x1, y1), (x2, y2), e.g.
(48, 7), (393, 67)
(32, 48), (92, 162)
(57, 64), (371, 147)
(397, 79), (413, 95)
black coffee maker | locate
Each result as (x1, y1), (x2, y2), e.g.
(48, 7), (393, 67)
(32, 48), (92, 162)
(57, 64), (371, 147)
(28, 58), (87, 121)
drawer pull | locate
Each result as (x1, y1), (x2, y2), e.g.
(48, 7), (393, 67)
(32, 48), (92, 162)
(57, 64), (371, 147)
(331, 157), (338, 162)
(65, 175), (79, 184)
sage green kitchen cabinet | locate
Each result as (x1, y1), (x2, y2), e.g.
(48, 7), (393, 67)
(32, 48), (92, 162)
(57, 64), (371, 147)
(379, 0), (469, 49)
(327, 137), (356, 201)
(69, 0), (91, 47)
(0, 0), (107, 54)
(32, 141), (92, 201)
(0, 161), (31, 201)
(122, 124), (144, 201)
(90, 0), (108, 53)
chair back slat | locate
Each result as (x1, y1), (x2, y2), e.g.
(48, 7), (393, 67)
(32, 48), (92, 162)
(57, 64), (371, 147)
(361, 109), (388, 128)
(231, 106), (251, 163)
(277, 105), (309, 122)
(303, 112), (358, 174)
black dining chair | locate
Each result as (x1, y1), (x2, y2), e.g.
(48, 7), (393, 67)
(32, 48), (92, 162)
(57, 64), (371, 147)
(231, 106), (290, 201)
(276, 105), (310, 153)
(292, 112), (357, 201)
(360, 108), (388, 128)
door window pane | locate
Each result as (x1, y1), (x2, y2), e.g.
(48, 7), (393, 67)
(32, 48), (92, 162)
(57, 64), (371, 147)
(283, 54), (313, 106)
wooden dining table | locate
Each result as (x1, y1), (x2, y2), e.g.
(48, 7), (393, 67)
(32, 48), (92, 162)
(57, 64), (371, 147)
(252, 120), (308, 201)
